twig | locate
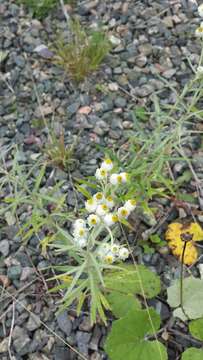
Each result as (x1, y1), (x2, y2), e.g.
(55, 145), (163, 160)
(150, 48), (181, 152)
(59, 0), (70, 25)
(8, 301), (15, 360)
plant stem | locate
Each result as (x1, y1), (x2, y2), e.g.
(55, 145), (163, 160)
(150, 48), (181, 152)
(180, 241), (189, 319)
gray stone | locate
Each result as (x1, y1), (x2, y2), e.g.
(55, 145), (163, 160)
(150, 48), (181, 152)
(26, 314), (41, 331)
(7, 265), (22, 280)
(20, 267), (34, 281)
(138, 43), (153, 56)
(162, 16), (174, 28)
(0, 338), (9, 353)
(79, 316), (92, 332)
(54, 345), (71, 360)
(76, 331), (91, 355)
(67, 102), (80, 115)
(56, 311), (72, 336)
(114, 97), (127, 108)
(0, 240), (9, 257)
(135, 55), (147, 67)
(13, 326), (31, 356)
(162, 69), (176, 79)
(135, 84), (154, 97)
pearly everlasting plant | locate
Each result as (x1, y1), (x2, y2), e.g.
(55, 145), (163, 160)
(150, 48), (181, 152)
(50, 159), (137, 324)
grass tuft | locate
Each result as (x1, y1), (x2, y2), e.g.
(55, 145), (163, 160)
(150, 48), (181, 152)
(53, 19), (112, 82)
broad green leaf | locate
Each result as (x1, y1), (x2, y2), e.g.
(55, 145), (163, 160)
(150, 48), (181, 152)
(104, 264), (161, 299)
(167, 277), (203, 320)
(105, 308), (167, 360)
(189, 318), (203, 341)
(181, 348), (203, 360)
(106, 292), (141, 318)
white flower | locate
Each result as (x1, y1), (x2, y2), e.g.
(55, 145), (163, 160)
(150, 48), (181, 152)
(85, 198), (97, 213)
(195, 23), (203, 37)
(110, 172), (128, 185)
(111, 244), (120, 255)
(197, 65), (203, 75)
(103, 213), (118, 227)
(93, 192), (104, 203)
(120, 172), (128, 183)
(76, 238), (87, 248)
(73, 218), (86, 229)
(97, 243), (111, 258)
(87, 214), (100, 227)
(110, 173), (122, 185)
(119, 247), (129, 260)
(73, 226), (88, 239)
(95, 167), (108, 181)
(198, 4), (203, 17)
(101, 158), (113, 171)
(117, 206), (130, 219)
(124, 199), (137, 212)
(105, 195), (114, 209)
(96, 204), (109, 216)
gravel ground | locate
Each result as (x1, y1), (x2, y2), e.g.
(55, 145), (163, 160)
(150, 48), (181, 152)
(0, 0), (203, 359)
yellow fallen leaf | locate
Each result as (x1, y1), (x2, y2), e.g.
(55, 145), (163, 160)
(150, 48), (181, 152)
(187, 223), (203, 241)
(165, 222), (202, 265)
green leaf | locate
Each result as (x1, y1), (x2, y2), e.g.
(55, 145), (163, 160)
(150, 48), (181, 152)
(134, 106), (148, 122)
(106, 292), (141, 318)
(177, 193), (197, 204)
(167, 277), (203, 320)
(104, 264), (161, 299)
(189, 318), (203, 341)
(75, 184), (92, 199)
(141, 243), (155, 254)
(181, 348), (203, 360)
(176, 170), (192, 186)
(150, 235), (162, 244)
(105, 308), (167, 360)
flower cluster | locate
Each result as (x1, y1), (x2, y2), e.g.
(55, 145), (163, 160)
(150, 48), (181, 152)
(71, 158), (136, 266)
(95, 158), (128, 185)
(85, 158), (136, 224)
(97, 243), (130, 264)
(85, 194), (136, 225)
(195, 4), (203, 37)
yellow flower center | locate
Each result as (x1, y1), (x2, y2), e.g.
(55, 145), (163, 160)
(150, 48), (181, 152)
(95, 192), (103, 200)
(121, 209), (128, 216)
(198, 27), (203, 33)
(102, 204), (108, 211)
(100, 169), (107, 176)
(112, 215), (118, 222)
(130, 199), (137, 206)
(107, 196), (113, 202)
(87, 198), (94, 205)
(117, 175), (122, 183)
(105, 255), (113, 264)
(79, 229), (85, 236)
(91, 218), (97, 225)
(105, 159), (112, 165)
